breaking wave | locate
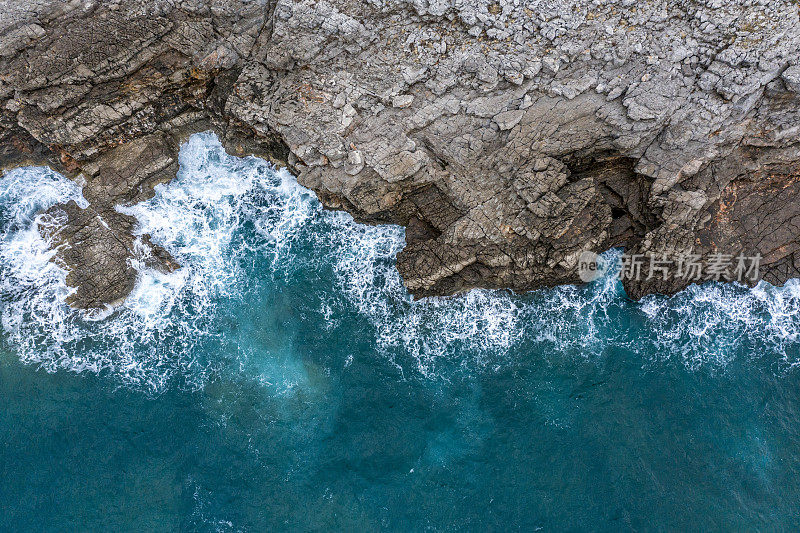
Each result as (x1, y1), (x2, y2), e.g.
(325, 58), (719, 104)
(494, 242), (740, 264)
(1, 132), (799, 391)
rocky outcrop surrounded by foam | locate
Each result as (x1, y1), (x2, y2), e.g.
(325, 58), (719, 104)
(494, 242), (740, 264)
(2, 0), (800, 308)
(5, 133), (800, 390)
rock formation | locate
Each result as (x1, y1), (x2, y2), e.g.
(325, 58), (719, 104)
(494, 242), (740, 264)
(2, 0), (799, 308)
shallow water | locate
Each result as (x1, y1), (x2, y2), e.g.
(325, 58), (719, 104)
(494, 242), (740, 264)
(1, 133), (799, 530)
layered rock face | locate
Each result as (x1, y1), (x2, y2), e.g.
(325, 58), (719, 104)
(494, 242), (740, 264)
(2, 0), (800, 308)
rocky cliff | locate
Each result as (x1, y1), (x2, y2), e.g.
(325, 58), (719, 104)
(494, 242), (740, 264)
(2, 0), (800, 309)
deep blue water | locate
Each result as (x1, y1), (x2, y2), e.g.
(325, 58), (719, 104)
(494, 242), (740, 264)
(2, 133), (800, 530)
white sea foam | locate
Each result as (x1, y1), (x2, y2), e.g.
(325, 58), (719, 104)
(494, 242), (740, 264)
(0, 167), (87, 364)
(2, 132), (800, 390)
(0, 134), (325, 391)
(639, 280), (800, 370)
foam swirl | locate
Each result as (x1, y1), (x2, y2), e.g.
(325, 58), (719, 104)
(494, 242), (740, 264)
(1, 132), (799, 391)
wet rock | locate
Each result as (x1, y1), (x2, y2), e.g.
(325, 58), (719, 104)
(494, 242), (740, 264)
(39, 202), (178, 310)
(34, 133), (182, 310)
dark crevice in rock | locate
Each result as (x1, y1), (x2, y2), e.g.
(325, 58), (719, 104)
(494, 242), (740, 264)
(623, 150), (800, 299)
(566, 153), (662, 251)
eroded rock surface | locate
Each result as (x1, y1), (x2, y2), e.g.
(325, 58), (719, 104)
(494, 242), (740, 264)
(38, 133), (180, 309)
(2, 0), (800, 308)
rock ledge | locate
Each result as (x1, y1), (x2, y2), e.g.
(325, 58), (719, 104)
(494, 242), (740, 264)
(2, 0), (800, 308)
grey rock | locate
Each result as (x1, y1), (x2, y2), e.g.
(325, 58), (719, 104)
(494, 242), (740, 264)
(494, 109), (524, 130)
(392, 94), (415, 108)
(1, 0), (800, 308)
(783, 65), (800, 93)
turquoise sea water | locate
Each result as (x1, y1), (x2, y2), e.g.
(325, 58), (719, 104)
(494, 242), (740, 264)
(2, 133), (800, 530)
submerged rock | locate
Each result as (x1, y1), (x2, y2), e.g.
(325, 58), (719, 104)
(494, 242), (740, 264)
(2, 0), (800, 308)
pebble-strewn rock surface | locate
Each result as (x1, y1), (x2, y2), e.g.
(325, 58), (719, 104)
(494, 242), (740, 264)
(2, 0), (800, 308)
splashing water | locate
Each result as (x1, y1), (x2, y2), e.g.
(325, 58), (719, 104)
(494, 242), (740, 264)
(4, 132), (800, 531)
(1, 132), (800, 392)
